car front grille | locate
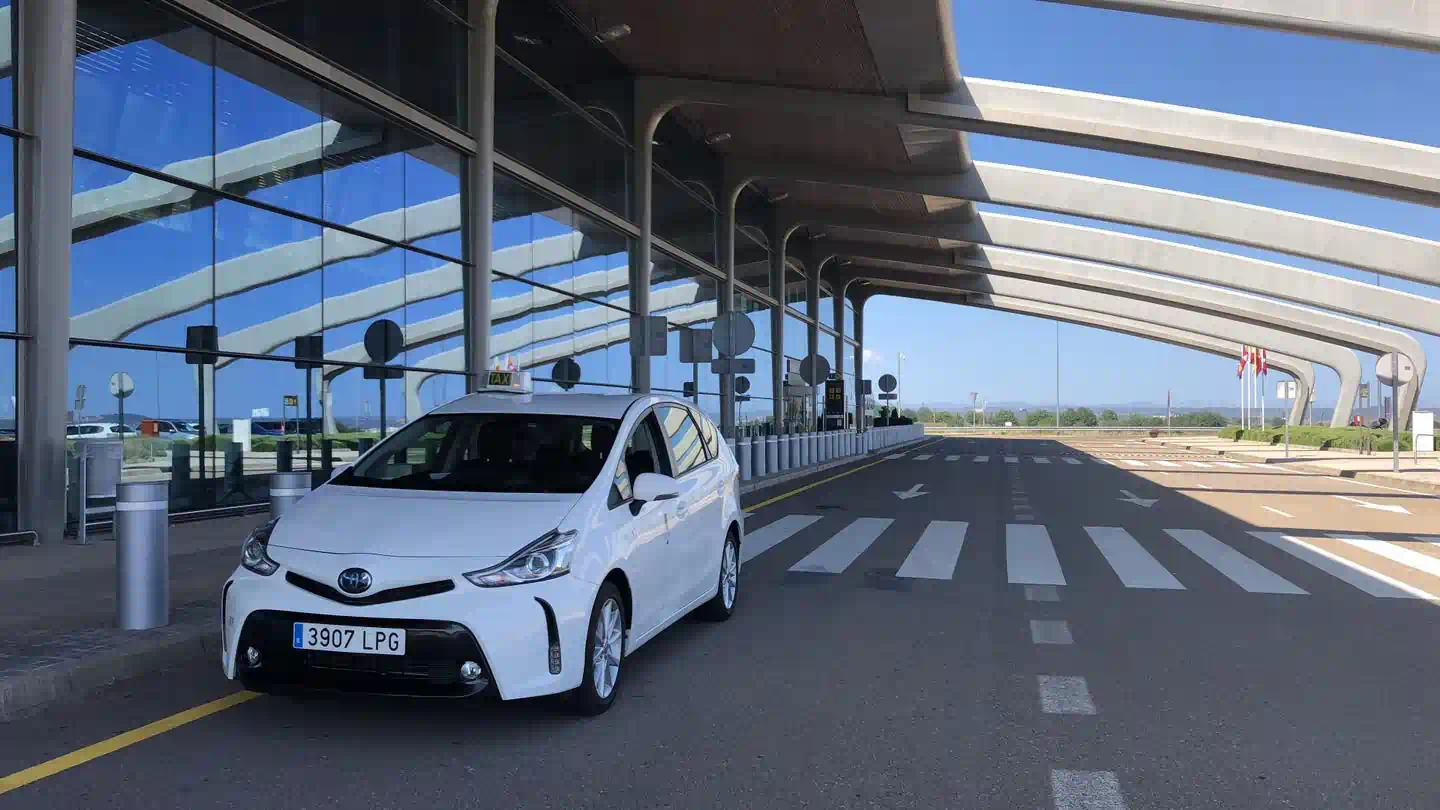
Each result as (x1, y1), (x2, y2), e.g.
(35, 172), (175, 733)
(285, 571), (456, 606)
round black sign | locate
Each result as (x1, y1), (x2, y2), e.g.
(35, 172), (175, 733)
(878, 373), (898, 393)
(735, 375), (751, 394)
(800, 355), (830, 386)
(364, 319), (404, 364)
(552, 358), (582, 391)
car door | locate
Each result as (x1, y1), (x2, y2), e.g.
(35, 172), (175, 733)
(607, 410), (678, 641)
(655, 405), (724, 605)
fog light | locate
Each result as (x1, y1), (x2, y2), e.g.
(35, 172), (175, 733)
(245, 647), (262, 668)
(460, 661), (483, 682)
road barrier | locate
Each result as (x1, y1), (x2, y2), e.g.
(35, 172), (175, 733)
(115, 481), (169, 630)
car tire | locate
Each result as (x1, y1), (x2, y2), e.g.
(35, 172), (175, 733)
(698, 530), (740, 622)
(571, 581), (625, 716)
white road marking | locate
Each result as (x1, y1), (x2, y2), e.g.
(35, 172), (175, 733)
(1262, 506), (1294, 518)
(1196, 483), (1211, 489)
(974, 455), (989, 463)
(1333, 477), (1439, 497)
(1030, 619), (1073, 645)
(894, 484), (927, 500)
(1150, 470), (1171, 477)
(1007, 524), (1066, 585)
(1117, 489), (1158, 508)
(885, 453), (907, 460)
(788, 518), (892, 575)
(1247, 463), (1270, 470)
(1038, 675), (1096, 715)
(741, 516), (822, 563)
(1186, 461), (1213, 469)
(945, 455), (960, 461)
(1062, 457), (1082, 465)
(1155, 460), (1181, 468)
(1165, 529), (1307, 594)
(1248, 531), (1440, 600)
(914, 454), (934, 461)
(1121, 459), (1147, 467)
(1334, 495), (1411, 515)
(1034, 456), (1051, 464)
(896, 521), (969, 580)
(1005, 456), (1019, 463)
(1217, 462), (1246, 469)
(1025, 585), (1061, 602)
(1330, 534), (1440, 579)
(1084, 527), (1185, 589)
(1052, 770), (1127, 810)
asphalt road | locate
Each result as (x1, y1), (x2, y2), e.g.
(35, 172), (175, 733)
(4, 436), (1439, 809)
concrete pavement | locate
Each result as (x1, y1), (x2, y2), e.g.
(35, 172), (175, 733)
(3, 436), (1438, 808)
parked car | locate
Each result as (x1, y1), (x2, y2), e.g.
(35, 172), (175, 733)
(139, 419), (198, 440)
(221, 371), (742, 715)
(66, 423), (135, 440)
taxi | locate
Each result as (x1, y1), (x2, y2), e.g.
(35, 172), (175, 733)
(221, 371), (743, 715)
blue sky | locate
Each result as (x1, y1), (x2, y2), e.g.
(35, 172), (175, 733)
(862, 2), (1439, 410)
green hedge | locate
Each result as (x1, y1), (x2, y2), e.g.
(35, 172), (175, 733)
(1218, 425), (1411, 451)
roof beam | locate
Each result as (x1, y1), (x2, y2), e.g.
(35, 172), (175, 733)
(784, 203), (1440, 337)
(641, 75), (1440, 205)
(821, 239), (1420, 424)
(744, 158), (1440, 285)
(1038, 0), (1440, 52)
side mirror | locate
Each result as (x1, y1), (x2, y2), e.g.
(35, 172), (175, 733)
(632, 472), (680, 504)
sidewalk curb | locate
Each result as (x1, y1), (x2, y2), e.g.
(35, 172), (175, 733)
(1143, 439), (1440, 497)
(0, 617), (216, 722)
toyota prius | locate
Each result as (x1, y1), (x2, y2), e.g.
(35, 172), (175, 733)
(221, 371), (742, 714)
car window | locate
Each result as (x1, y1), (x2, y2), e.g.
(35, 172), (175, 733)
(66, 426), (79, 436)
(695, 410), (720, 459)
(336, 412), (620, 494)
(611, 413), (671, 507)
(657, 405), (706, 476)
(80, 426), (102, 435)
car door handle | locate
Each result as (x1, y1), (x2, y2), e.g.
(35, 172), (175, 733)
(675, 501), (689, 519)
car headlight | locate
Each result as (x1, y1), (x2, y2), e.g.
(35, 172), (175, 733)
(463, 529), (578, 588)
(240, 518), (280, 576)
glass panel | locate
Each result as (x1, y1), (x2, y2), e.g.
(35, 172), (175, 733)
(71, 157), (217, 347)
(0, 338), (13, 532)
(819, 282), (836, 329)
(0, 1), (12, 129)
(326, 363), (405, 437)
(496, 59), (628, 217)
(784, 266), (807, 311)
(76, 1), (215, 183)
(214, 201), (322, 352)
(734, 227), (770, 300)
(0, 135), (14, 332)
(402, 247), (463, 372)
(498, 2), (633, 142)
(224, 0), (466, 127)
(649, 253), (719, 393)
(215, 38), (323, 217)
(321, 92), (405, 241)
(405, 146), (463, 259)
(321, 229), (404, 375)
(844, 300), (856, 339)
(653, 172), (717, 267)
(410, 371), (467, 414)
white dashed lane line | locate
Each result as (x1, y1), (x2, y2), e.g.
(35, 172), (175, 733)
(1038, 675), (1097, 715)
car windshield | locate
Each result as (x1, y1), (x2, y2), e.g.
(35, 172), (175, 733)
(335, 412), (622, 494)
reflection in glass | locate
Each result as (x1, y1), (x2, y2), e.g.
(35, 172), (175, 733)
(321, 230), (405, 372)
(76, 1), (215, 182)
(71, 157), (217, 347)
(650, 254), (719, 393)
(214, 201), (322, 343)
(0, 135), (14, 332)
(322, 92), (404, 238)
(734, 227), (771, 299)
(0, 1), (12, 129)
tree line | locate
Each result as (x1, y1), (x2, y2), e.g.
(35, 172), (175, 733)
(911, 406), (1230, 428)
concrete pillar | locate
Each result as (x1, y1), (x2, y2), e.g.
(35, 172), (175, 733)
(718, 178), (737, 438)
(465, 0), (498, 390)
(770, 216), (787, 437)
(806, 264), (820, 428)
(853, 297), (865, 433)
(630, 88), (658, 393)
(17, 0), (77, 543)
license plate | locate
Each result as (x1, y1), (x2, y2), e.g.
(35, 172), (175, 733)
(292, 622), (405, 656)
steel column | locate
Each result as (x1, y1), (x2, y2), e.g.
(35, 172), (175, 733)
(464, 0), (499, 388)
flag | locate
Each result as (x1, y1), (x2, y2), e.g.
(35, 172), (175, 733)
(1238, 345), (1250, 378)
(1259, 348), (1269, 376)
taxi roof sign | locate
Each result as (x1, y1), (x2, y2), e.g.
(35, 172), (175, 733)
(480, 369), (533, 393)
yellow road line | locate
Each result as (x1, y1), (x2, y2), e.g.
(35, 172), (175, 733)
(747, 438), (945, 511)
(0, 690), (260, 796)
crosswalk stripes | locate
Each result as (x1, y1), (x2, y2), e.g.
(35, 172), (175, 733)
(1186, 461), (1213, 469)
(1083, 527), (1185, 589)
(1249, 532), (1440, 600)
(974, 455), (989, 463)
(1007, 524), (1066, 585)
(1165, 530), (1306, 594)
(744, 514), (1440, 601)
(1062, 457), (1083, 465)
(945, 455), (961, 461)
(741, 515), (822, 563)
(1155, 460), (1180, 468)
(1216, 462), (1246, 469)
(896, 521), (968, 579)
(1034, 456), (1051, 464)
(788, 518), (893, 574)
(1121, 459), (1147, 467)
(914, 454), (934, 461)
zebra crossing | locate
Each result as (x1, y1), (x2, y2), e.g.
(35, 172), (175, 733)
(887, 452), (1271, 470)
(743, 515), (1440, 601)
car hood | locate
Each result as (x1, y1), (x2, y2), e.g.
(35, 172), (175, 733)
(268, 486), (581, 559)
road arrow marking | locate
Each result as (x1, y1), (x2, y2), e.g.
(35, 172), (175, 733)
(1117, 489), (1158, 508)
(1334, 495), (1411, 515)
(894, 484), (927, 500)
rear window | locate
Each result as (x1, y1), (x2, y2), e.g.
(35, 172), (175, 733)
(335, 413), (621, 494)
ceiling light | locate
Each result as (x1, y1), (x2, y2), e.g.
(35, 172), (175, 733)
(512, 33), (546, 46)
(703, 132), (732, 146)
(594, 24), (631, 43)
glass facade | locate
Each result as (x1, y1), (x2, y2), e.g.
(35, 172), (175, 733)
(6, 0), (848, 537)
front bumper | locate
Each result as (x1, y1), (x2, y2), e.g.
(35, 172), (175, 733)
(223, 565), (597, 700)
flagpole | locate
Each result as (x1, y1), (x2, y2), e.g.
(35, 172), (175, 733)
(1239, 352), (1245, 431)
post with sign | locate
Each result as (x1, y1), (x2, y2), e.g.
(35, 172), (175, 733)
(109, 371), (134, 446)
(364, 320), (405, 439)
(1276, 379), (1297, 458)
(877, 374), (898, 425)
(712, 313), (756, 437)
(295, 335), (323, 475)
(1378, 353), (1414, 473)
(186, 326), (219, 486)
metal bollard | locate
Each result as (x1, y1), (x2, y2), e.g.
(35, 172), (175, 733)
(115, 481), (169, 630)
(753, 434), (768, 477)
(766, 436), (778, 473)
(738, 438), (752, 480)
(807, 432), (817, 465)
(269, 471), (311, 519)
(790, 434), (800, 467)
(777, 433), (789, 471)
(276, 440), (293, 473)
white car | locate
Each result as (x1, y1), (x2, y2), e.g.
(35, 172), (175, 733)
(67, 422), (134, 439)
(221, 371), (743, 715)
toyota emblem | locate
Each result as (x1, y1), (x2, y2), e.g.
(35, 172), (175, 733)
(337, 568), (373, 594)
